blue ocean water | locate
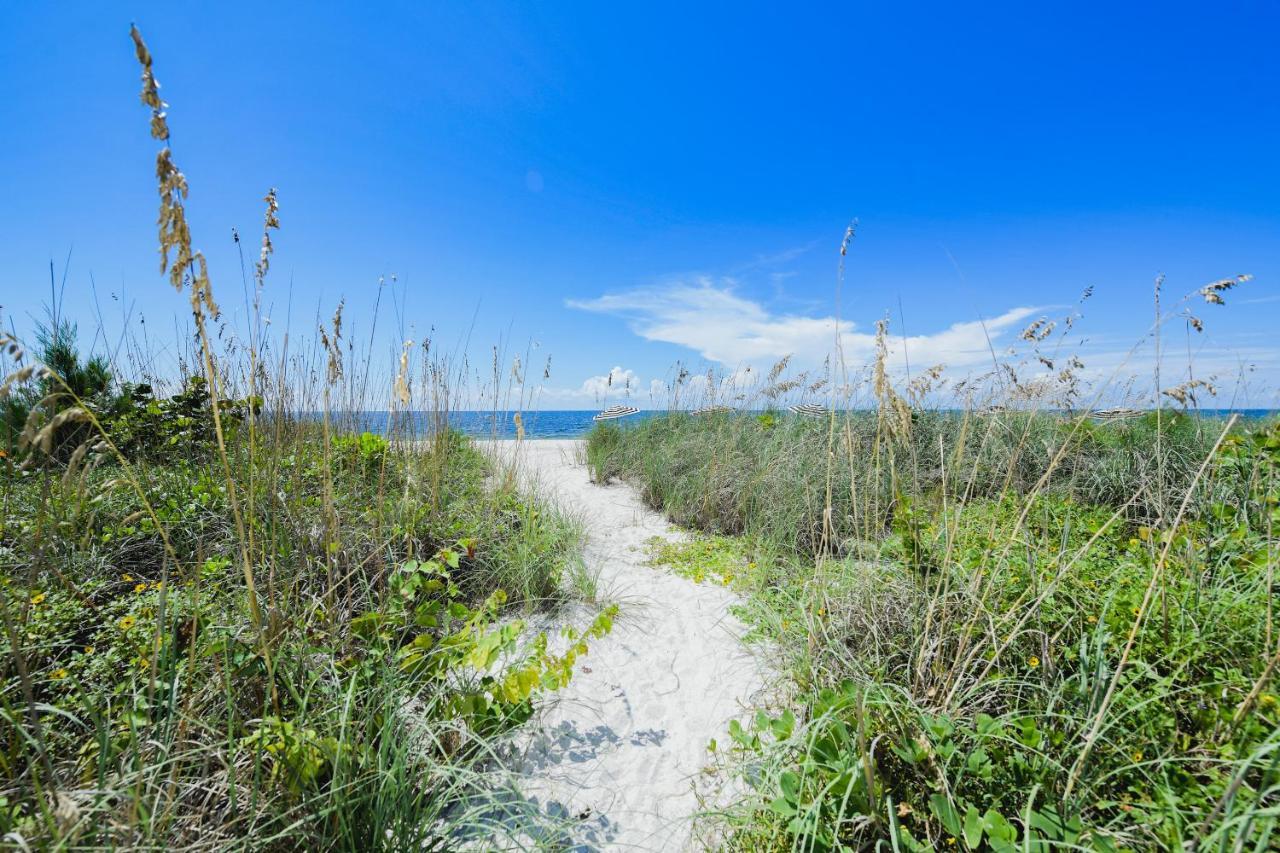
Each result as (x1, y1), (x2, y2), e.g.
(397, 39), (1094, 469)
(332, 409), (1277, 440)
(339, 410), (665, 439)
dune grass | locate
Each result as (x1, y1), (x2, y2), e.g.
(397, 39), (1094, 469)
(0, 27), (609, 848)
(2, 19), (1277, 852)
(590, 404), (1280, 850)
(2, 417), (592, 847)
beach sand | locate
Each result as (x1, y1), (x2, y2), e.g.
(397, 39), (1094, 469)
(481, 439), (769, 851)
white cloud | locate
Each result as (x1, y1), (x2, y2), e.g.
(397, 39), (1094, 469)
(577, 365), (639, 398)
(568, 277), (1039, 371)
(569, 277), (849, 365)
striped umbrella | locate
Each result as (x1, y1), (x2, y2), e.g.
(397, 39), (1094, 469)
(593, 404), (640, 421)
(691, 405), (732, 415)
(1091, 407), (1143, 421)
(789, 403), (829, 417)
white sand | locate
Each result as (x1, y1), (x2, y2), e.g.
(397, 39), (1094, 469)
(483, 440), (769, 851)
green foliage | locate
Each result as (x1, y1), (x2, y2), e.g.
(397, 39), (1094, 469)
(332, 430), (390, 465)
(240, 715), (342, 793)
(1, 321), (256, 463)
(586, 410), (1242, 557)
(1, 319), (124, 458)
(646, 533), (760, 586)
(584, 420), (625, 482)
(108, 376), (257, 460)
(605, 412), (1280, 849)
(0, 417), (598, 848)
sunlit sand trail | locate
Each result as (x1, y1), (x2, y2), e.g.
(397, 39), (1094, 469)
(485, 439), (769, 851)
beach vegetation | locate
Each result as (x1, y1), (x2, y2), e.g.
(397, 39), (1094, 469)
(0, 27), (605, 848)
(592, 356), (1280, 849)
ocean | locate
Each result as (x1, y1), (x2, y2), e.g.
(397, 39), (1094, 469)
(331, 408), (1278, 440)
(332, 409), (666, 439)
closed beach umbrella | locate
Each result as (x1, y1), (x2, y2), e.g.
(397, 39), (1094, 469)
(593, 404), (640, 421)
(789, 403), (828, 417)
(691, 405), (732, 415)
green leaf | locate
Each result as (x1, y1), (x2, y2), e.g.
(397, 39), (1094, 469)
(983, 809), (1017, 844)
(929, 794), (962, 837)
(963, 805), (984, 850)
(771, 709), (796, 740)
(778, 770), (800, 802)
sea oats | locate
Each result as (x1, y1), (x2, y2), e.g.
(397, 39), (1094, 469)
(767, 355), (792, 384)
(906, 363), (945, 403)
(255, 188), (280, 281)
(872, 318), (911, 442)
(1199, 274), (1250, 305)
(320, 300), (345, 384)
(839, 220), (857, 256)
(1162, 378), (1217, 407)
(1020, 317), (1055, 342)
(394, 340), (414, 406)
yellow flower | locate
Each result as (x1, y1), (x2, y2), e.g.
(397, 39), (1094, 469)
(152, 581), (164, 591)
(122, 574), (134, 582)
(137, 656), (149, 669)
(1260, 694), (1277, 710)
(1132, 750), (1143, 762)
(83, 646), (95, 655)
(30, 592), (45, 606)
(1087, 615), (1098, 624)
(1132, 607), (1141, 617)
(1028, 655), (1041, 668)
(134, 583), (147, 594)
(119, 615), (136, 631)
(52, 668), (68, 680)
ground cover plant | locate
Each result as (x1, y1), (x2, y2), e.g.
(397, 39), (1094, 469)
(0, 28), (608, 848)
(592, 359), (1280, 848)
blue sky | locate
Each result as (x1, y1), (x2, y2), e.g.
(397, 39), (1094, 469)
(2, 2), (1277, 407)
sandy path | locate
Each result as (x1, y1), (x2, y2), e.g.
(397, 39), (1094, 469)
(484, 440), (768, 851)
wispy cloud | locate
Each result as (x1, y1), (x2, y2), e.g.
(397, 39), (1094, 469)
(739, 240), (820, 271)
(568, 277), (1040, 370)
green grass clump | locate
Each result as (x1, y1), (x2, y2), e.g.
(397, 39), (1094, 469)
(1, 414), (602, 847)
(0, 28), (609, 846)
(589, 410), (1238, 559)
(594, 411), (1280, 850)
